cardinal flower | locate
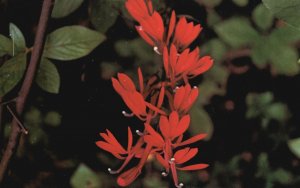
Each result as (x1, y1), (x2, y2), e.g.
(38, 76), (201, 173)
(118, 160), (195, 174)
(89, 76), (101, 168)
(112, 71), (165, 120)
(156, 147), (209, 187)
(173, 17), (202, 51)
(173, 84), (198, 114)
(96, 127), (133, 160)
(163, 44), (213, 81)
(125, 0), (154, 23)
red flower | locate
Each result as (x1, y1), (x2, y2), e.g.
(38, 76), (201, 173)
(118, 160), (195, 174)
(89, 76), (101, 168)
(136, 11), (175, 53)
(163, 44), (213, 81)
(96, 127), (132, 160)
(112, 71), (165, 120)
(168, 147), (209, 187)
(159, 111), (190, 140)
(125, 0), (153, 23)
(173, 17), (202, 51)
(173, 84), (198, 114)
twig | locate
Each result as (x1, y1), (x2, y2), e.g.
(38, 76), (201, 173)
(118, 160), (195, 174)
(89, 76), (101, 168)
(0, 97), (4, 148)
(0, 0), (54, 182)
(6, 105), (28, 135)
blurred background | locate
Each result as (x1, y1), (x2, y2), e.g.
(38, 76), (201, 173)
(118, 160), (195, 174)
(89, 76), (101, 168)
(0, 0), (300, 187)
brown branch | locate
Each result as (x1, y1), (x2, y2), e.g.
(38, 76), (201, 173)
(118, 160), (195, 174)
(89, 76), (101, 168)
(0, 0), (54, 182)
(6, 105), (28, 135)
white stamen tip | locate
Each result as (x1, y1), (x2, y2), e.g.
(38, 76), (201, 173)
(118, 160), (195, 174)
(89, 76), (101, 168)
(122, 111), (134, 117)
(154, 46), (161, 55)
(171, 158), (175, 161)
(136, 130), (143, 136)
(161, 172), (168, 176)
(108, 168), (111, 172)
(193, 86), (197, 89)
(179, 183), (184, 187)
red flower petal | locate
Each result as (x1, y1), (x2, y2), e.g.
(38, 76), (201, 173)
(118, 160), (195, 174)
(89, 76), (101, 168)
(118, 73), (136, 92)
(177, 164), (209, 171)
(174, 86), (185, 110)
(174, 114), (190, 137)
(176, 133), (207, 147)
(138, 67), (144, 93)
(136, 26), (155, 46)
(167, 11), (176, 44)
(155, 153), (169, 170)
(117, 167), (141, 187)
(127, 127), (133, 151)
(163, 47), (169, 76)
(175, 148), (198, 164)
(159, 115), (170, 138)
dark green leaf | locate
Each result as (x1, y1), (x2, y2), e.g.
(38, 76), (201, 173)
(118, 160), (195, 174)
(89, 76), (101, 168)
(271, 168), (293, 185)
(24, 107), (42, 127)
(201, 39), (227, 62)
(256, 153), (269, 178)
(52, 0), (84, 18)
(90, 0), (123, 33)
(270, 26), (300, 44)
(251, 36), (271, 68)
(262, 0), (300, 30)
(252, 4), (274, 31)
(232, 0), (248, 7)
(100, 62), (121, 80)
(0, 53), (26, 97)
(190, 107), (214, 141)
(288, 138), (300, 158)
(265, 103), (290, 122)
(197, 0), (222, 7)
(0, 34), (13, 56)
(29, 128), (48, 145)
(44, 111), (62, 127)
(270, 46), (299, 76)
(214, 18), (259, 48)
(36, 58), (60, 93)
(70, 164), (102, 188)
(207, 10), (222, 27)
(44, 26), (106, 60)
(9, 23), (26, 54)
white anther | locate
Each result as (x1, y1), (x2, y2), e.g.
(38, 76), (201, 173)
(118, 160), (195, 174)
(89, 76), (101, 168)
(161, 172), (168, 177)
(136, 130), (144, 136)
(122, 111), (134, 117)
(154, 46), (161, 55)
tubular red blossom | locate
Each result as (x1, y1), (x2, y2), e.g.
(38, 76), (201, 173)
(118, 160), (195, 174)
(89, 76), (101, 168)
(163, 45), (213, 80)
(125, 0), (153, 23)
(159, 111), (190, 140)
(173, 17), (202, 50)
(173, 84), (198, 114)
(97, 0), (214, 187)
(96, 128), (133, 160)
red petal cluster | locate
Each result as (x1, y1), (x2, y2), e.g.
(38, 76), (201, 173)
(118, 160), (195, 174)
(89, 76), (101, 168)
(96, 0), (214, 187)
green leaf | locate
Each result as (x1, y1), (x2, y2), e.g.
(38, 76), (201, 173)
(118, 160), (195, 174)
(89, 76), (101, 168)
(197, 0), (222, 7)
(44, 111), (62, 127)
(44, 26), (106, 60)
(252, 4), (274, 31)
(288, 138), (300, 158)
(201, 39), (227, 62)
(256, 153), (269, 178)
(246, 92), (274, 119)
(0, 53), (26, 97)
(36, 58), (60, 93)
(9, 23), (26, 54)
(70, 164), (102, 188)
(190, 107), (214, 141)
(29, 128), (48, 145)
(270, 46), (299, 76)
(271, 168), (293, 185)
(270, 26), (300, 44)
(207, 9), (222, 27)
(0, 34), (13, 56)
(251, 36), (272, 68)
(265, 103), (290, 122)
(90, 0), (123, 33)
(262, 0), (300, 30)
(214, 17), (259, 48)
(51, 0), (84, 18)
(232, 0), (248, 7)
(24, 107), (42, 127)
(100, 62), (121, 80)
